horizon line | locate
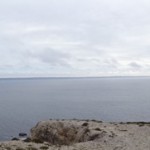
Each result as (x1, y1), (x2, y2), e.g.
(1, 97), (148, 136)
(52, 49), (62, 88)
(0, 75), (150, 80)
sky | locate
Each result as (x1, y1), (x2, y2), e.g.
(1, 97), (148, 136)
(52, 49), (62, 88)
(1, 0), (150, 77)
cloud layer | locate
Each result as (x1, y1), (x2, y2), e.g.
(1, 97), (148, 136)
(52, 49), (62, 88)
(0, 0), (150, 77)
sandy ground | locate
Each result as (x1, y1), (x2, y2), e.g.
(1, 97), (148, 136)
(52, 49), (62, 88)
(1, 120), (150, 150)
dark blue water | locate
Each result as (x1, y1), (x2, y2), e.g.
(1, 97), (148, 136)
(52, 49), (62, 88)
(0, 77), (150, 140)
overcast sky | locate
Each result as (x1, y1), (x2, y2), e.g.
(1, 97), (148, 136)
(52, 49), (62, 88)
(1, 0), (150, 77)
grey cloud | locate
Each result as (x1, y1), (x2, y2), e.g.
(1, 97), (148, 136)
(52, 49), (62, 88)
(128, 62), (142, 69)
(29, 49), (71, 66)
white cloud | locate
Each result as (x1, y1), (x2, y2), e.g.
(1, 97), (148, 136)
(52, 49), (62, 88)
(0, 0), (150, 77)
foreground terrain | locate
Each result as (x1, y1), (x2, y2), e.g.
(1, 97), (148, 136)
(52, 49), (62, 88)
(1, 120), (150, 150)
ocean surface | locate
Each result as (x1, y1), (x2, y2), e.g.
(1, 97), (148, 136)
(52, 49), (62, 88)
(0, 77), (150, 140)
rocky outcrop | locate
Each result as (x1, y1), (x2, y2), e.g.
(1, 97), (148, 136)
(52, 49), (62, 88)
(30, 120), (102, 145)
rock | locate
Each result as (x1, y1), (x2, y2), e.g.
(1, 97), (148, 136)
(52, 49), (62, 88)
(82, 122), (89, 127)
(30, 120), (91, 145)
(11, 137), (19, 141)
(19, 133), (27, 137)
(23, 137), (31, 142)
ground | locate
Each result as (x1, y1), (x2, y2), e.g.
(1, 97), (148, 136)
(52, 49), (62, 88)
(1, 120), (150, 150)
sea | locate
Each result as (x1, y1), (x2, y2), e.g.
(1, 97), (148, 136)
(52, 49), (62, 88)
(0, 77), (150, 140)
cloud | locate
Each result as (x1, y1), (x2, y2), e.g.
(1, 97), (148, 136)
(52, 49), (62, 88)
(0, 0), (150, 77)
(29, 49), (71, 66)
(129, 62), (142, 69)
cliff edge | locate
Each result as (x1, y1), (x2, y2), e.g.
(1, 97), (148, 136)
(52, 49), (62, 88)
(1, 120), (150, 150)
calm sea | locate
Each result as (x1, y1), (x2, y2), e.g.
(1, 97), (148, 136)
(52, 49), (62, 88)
(0, 77), (150, 140)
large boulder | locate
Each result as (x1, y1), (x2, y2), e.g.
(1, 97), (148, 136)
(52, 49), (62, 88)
(30, 120), (90, 145)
